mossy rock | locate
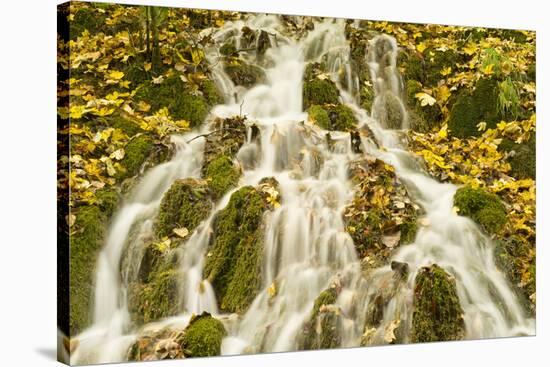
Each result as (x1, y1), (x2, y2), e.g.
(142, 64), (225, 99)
(95, 188), (119, 218)
(494, 236), (535, 313)
(182, 312), (226, 357)
(499, 137), (536, 179)
(134, 75), (209, 126)
(399, 220), (418, 245)
(200, 79), (224, 106)
(155, 178), (214, 238)
(117, 135), (154, 180)
(454, 186), (507, 235)
(308, 104), (357, 131)
(303, 79), (340, 110)
(220, 41), (237, 56)
(398, 51), (426, 85)
(378, 91), (405, 130)
(107, 115), (144, 137)
(203, 116), (247, 167)
(203, 186), (268, 313)
(411, 264), (465, 343)
(299, 287), (341, 350)
(204, 155), (241, 200)
(224, 63), (266, 87)
(69, 205), (107, 335)
(448, 78), (501, 138)
(405, 79), (442, 132)
(129, 267), (181, 325)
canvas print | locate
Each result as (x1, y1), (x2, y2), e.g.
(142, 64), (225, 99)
(57, 1), (536, 365)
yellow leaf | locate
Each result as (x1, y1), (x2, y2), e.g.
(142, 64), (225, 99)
(144, 62), (152, 72)
(70, 105), (88, 119)
(440, 67), (452, 76)
(173, 227), (189, 238)
(267, 282), (277, 298)
(415, 92), (436, 107)
(482, 63), (494, 75)
(436, 85), (451, 103)
(108, 70), (124, 80)
(477, 122), (487, 131)
(416, 42), (427, 53)
(137, 101), (151, 112)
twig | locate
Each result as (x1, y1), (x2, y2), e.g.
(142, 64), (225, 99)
(185, 127), (245, 144)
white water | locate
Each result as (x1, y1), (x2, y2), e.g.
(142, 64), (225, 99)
(70, 15), (534, 365)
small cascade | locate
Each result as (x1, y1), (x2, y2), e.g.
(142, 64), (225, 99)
(70, 14), (534, 365)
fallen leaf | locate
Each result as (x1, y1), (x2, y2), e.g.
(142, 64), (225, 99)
(173, 227), (189, 238)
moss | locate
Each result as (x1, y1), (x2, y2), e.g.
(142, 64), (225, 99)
(95, 188), (119, 218)
(499, 137), (536, 179)
(117, 135), (154, 180)
(380, 91), (405, 130)
(155, 179), (213, 238)
(308, 105), (330, 129)
(224, 63), (266, 87)
(411, 264), (465, 343)
(134, 75), (209, 126)
(182, 312), (226, 357)
(406, 79), (442, 132)
(494, 236), (535, 313)
(203, 186), (268, 313)
(129, 267), (180, 325)
(325, 104), (358, 131)
(69, 5), (107, 40)
(399, 220), (418, 245)
(303, 79), (340, 109)
(398, 51), (426, 84)
(448, 78), (501, 138)
(204, 154), (240, 200)
(69, 205), (106, 335)
(299, 288), (341, 350)
(200, 79), (224, 106)
(454, 186), (507, 235)
(220, 42), (237, 56)
(107, 115), (144, 137)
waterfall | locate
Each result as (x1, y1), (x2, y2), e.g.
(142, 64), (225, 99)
(69, 14), (534, 365)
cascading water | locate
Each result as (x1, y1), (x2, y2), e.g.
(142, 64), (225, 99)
(70, 15), (534, 365)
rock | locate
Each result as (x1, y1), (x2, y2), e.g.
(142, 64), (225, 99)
(499, 137), (536, 179)
(154, 178), (214, 238)
(128, 328), (185, 361)
(204, 154), (241, 199)
(391, 261), (409, 279)
(225, 62), (266, 87)
(298, 287), (342, 350)
(411, 264), (465, 343)
(203, 185), (271, 313)
(454, 186), (507, 235)
(116, 135), (154, 180)
(181, 312), (226, 358)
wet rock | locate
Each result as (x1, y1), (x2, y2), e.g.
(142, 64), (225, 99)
(411, 264), (465, 343)
(203, 185), (271, 313)
(225, 62), (266, 87)
(154, 178), (214, 238)
(498, 137), (536, 179)
(181, 312), (227, 358)
(298, 287), (342, 350)
(377, 91), (405, 130)
(454, 186), (507, 235)
(391, 261), (409, 279)
(203, 116), (247, 169)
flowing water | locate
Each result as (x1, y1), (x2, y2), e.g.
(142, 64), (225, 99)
(70, 15), (534, 365)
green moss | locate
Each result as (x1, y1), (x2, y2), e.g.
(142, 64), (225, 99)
(155, 179), (213, 238)
(95, 188), (119, 218)
(134, 75), (209, 126)
(398, 51), (426, 84)
(308, 105), (330, 129)
(107, 115), (144, 137)
(454, 186), (507, 235)
(381, 91), (405, 129)
(303, 79), (340, 109)
(129, 267), (180, 325)
(499, 137), (536, 179)
(324, 104), (358, 131)
(204, 155), (240, 199)
(411, 264), (465, 343)
(406, 79), (442, 132)
(448, 78), (501, 138)
(203, 186), (268, 313)
(220, 42), (237, 56)
(399, 220), (418, 245)
(224, 63), (266, 87)
(299, 287), (341, 350)
(117, 135), (154, 180)
(182, 312), (226, 357)
(70, 5), (107, 40)
(69, 205), (106, 335)
(201, 79), (224, 106)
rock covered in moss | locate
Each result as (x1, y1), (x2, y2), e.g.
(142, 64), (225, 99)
(116, 134), (154, 180)
(155, 178), (213, 238)
(411, 264), (465, 343)
(128, 243), (181, 325)
(298, 287), (341, 350)
(204, 155), (241, 199)
(454, 186), (507, 235)
(203, 116), (247, 168)
(225, 63), (266, 87)
(181, 312), (226, 357)
(303, 78), (340, 109)
(307, 104), (357, 131)
(377, 91), (406, 130)
(203, 185), (270, 313)
(134, 74), (210, 126)
(494, 236), (535, 314)
(499, 137), (536, 179)
(448, 78), (501, 138)
(69, 205), (107, 335)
